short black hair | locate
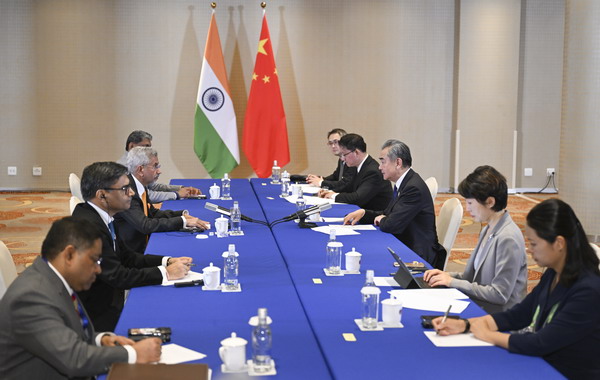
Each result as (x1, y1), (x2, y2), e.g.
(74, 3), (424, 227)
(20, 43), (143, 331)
(327, 129), (347, 138)
(527, 198), (599, 286)
(381, 139), (412, 168)
(125, 130), (153, 151)
(458, 165), (507, 211)
(339, 133), (366, 153)
(80, 162), (128, 201)
(41, 217), (102, 261)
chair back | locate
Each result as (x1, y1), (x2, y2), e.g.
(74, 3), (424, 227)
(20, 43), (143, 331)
(70, 196), (83, 215)
(590, 243), (600, 270)
(436, 198), (463, 270)
(424, 177), (438, 202)
(0, 240), (17, 299)
(69, 173), (83, 200)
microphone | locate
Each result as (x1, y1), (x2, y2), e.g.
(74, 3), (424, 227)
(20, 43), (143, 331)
(280, 203), (332, 222)
(204, 202), (267, 225)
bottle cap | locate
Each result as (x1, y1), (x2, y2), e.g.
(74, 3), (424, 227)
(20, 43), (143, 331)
(274, 160), (278, 165)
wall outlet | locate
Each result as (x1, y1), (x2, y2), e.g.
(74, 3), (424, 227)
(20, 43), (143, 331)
(33, 167), (42, 176)
(8, 166), (17, 176)
(546, 168), (555, 177)
(524, 168), (533, 177)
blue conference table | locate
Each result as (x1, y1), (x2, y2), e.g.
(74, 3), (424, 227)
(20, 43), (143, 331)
(111, 179), (331, 379)
(250, 178), (563, 379)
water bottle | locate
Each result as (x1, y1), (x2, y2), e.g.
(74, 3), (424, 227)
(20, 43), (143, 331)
(280, 170), (290, 197)
(223, 244), (239, 290)
(230, 201), (242, 235)
(326, 240), (343, 275)
(328, 229), (336, 243)
(271, 160), (281, 184)
(361, 270), (381, 329)
(295, 188), (306, 212)
(252, 308), (272, 372)
(221, 173), (231, 200)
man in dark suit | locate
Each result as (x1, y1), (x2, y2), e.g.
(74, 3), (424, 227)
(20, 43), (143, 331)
(306, 128), (357, 192)
(343, 139), (446, 269)
(318, 133), (392, 211)
(0, 217), (161, 379)
(72, 161), (191, 331)
(114, 147), (209, 254)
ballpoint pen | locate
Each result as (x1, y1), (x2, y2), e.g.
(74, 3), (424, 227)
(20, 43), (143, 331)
(437, 305), (452, 335)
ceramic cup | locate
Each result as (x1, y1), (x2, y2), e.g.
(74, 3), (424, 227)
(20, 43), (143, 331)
(345, 248), (362, 272)
(209, 184), (220, 199)
(219, 332), (247, 371)
(381, 296), (403, 326)
(215, 216), (229, 238)
(202, 263), (221, 290)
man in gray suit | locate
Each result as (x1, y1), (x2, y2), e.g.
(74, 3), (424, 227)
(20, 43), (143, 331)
(117, 130), (201, 202)
(0, 217), (161, 379)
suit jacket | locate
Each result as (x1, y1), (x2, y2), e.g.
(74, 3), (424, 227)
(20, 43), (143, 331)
(450, 211), (527, 313)
(334, 155), (392, 211)
(363, 169), (445, 268)
(113, 174), (184, 253)
(72, 202), (164, 331)
(0, 258), (128, 379)
(321, 159), (357, 192)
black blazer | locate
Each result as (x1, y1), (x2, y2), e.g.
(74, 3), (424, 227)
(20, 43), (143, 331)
(321, 159), (357, 192)
(72, 202), (164, 331)
(335, 155), (392, 211)
(363, 169), (445, 269)
(113, 174), (184, 254)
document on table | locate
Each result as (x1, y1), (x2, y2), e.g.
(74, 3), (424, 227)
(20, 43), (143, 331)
(388, 289), (470, 313)
(423, 331), (493, 347)
(322, 217), (345, 223)
(298, 184), (320, 194)
(285, 195), (332, 206)
(331, 224), (377, 231)
(162, 271), (203, 286)
(159, 343), (207, 364)
(390, 288), (469, 300)
(311, 226), (360, 236)
(373, 277), (401, 287)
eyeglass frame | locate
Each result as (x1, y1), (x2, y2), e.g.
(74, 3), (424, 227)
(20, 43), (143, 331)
(101, 185), (132, 194)
(327, 139), (340, 146)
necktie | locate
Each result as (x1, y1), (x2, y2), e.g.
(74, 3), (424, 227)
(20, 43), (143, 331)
(71, 293), (91, 340)
(393, 185), (398, 200)
(338, 161), (344, 181)
(141, 190), (149, 216)
(107, 221), (116, 241)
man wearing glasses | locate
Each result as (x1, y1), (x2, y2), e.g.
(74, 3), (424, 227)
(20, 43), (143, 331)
(72, 161), (192, 331)
(306, 128), (356, 192)
(318, 133), (392, 210)
(0, 217), (161, 378)
(114, 147), (209, 254)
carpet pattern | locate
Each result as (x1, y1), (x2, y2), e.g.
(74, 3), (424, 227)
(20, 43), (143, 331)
(1, 191), (558, 293)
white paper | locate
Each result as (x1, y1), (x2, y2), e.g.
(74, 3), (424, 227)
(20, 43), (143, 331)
(322, 217), (345, 223)
(311, 226), (360, 236)
(161, 270), (203, 286)
(285, 195), (332, 206)
(389, 288), (469, 300)
(373, 277), (401, 287)
(298, 184), (320, 194)
(159, 343), (207, 364)
(331, 224), (376, 231)
(387, 289), (470, 313)
(423, 331), (493, 347)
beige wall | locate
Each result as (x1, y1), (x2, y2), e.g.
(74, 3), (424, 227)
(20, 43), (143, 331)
(0, 0), (593, 233)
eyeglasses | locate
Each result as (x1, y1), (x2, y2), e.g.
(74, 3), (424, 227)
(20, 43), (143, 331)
(327, 139), (339, 146)
(340, 150), (355, 158)
(144, 163), (161, 170)
(102, 185), (132, 194)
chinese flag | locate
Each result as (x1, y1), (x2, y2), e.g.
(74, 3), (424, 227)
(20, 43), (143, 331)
(243, 14), (290, 178)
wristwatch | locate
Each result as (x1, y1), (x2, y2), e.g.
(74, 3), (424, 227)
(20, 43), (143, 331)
(462, 318), (471, 334)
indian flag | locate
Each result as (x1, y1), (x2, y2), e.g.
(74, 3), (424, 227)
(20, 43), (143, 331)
(194, 12), (239, 178)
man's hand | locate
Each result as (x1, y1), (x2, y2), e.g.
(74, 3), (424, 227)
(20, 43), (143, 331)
(433, 317), (467, 336)
(168, 257), (193, 266)
(306, 174), (323, 187)
(101, 334), (135, 347)
(423, 269), (453, 287)
(343, 209), (366, 225)
(133, 338), (162, 363)
(166, 261), (189, 280)
(318, 190), (335, 199)
(374, 215), (386, 226)
(184, 215), (210, 230)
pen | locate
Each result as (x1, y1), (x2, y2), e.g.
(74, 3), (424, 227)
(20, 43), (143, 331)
(441, 305), (452, 324)
(185, 263), (196, 267)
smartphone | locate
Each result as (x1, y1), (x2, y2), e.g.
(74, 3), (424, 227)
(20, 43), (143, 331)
(420, 315), (460, 329)
(128, 327), (172, 342)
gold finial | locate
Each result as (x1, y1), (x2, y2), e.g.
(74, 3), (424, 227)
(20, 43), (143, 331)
(211, 2), (216, 9)
(261, 2), (266, 9)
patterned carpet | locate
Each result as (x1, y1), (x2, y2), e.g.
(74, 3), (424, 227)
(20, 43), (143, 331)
(1, 191), (556, 293)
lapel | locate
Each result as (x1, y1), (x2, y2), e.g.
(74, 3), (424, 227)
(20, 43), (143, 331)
(385, 169), (415, 214)
(353, 155), (372, 191)
(473, 211), (510, 277)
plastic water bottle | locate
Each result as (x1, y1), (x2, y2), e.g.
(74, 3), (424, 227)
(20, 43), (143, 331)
(295, 188), (306, 212)
(230, 201), (242, 235)
(326, 240), (343, 275)
(280, 170), (290, 197)
(271, 160), (281, 184)
(361, 270), (381, 329)
(328, 229), (336, 243)
(221, 173), (231, 200)
(223, 244), (239, 290)
(252, 308), (272, 372)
